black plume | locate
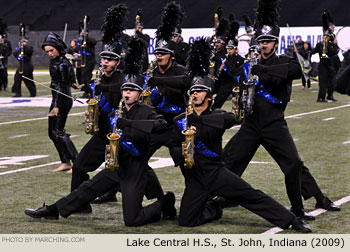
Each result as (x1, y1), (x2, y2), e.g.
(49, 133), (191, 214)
(229, 13), (235, 22)
(322, 10), (330, 31)
(0, 18), (7, 35)
(216, 6), (223, 20)
(101, 4), (128, 44)
(254, 0), (280, 30)
(215, 17), (229, 38)
(123, 37), (145, 77)
(227, 19), (240, 42)
(187, 37), (212, 77)
(136, 8), (142, 18)
(243, 15), (252, 27)
(156, 1), (185, 42)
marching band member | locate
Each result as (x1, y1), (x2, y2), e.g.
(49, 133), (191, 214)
(0, 18), (12, 92)
(170, 38), (311, 232)
(223, 0), (340, 221)
(24, 40), (175, 225)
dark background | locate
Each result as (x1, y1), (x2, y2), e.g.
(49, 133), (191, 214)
(1, 0), (349, 66)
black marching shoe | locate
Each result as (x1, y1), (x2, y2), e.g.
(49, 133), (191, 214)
(291, 217), (312, 233)
(291, 208), (315, 221)
(161, 192), (176, 220)
(91, 191), (117, 204)
(326, 96), (337, 102)
(315, 197), (340, 211)
(210, 196), (225, 220)
(24, 204), (59, 220)
(316, 98), (327, 103)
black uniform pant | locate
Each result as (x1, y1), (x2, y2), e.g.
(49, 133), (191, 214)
(48, 102), (78, 164)
(71, 133), (163, 200)
(0, 67), (8, 90)
(223, 118), (322, 211)
(212, 81), (234, 109)
(179, 167), (295, 228)
(145, 124), (178, 199)
(12, 65), (36, 96)
(57, 159), (162, 227)
(318, 63), (335, 99)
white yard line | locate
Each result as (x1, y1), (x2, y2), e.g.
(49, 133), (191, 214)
(0, 112), (84, 126)
(262, 195), (350, 234)
(0, 161), (61, 176)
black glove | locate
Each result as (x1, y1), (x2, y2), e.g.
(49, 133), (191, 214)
(117, 118), (131, 129)
(187, 113), (202, 126)
(251, 64), (266, 75)
(147, 77), (161, 88)
(94, 84), (108, 95)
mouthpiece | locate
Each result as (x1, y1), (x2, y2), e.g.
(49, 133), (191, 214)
(102, 65), (108, 69)
(124, 96), (129, 101)
(261, 46), (267, 50)
(193, 96), (198, 101)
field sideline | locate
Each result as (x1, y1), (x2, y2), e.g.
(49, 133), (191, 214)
(0, 74), (349, 234)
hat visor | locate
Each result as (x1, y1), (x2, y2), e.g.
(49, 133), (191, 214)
(256, 34), (279, 42)
(100, 51), (120, 60)
(121, 83), (143, 92)
(190, 84), (212, 94)
(154, 47), (173, 55)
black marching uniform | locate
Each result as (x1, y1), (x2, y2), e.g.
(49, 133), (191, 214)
(223, 54), (325, 215)
(212, 53), (244, 109)
(171, 107), (298, 228)
(56, 102), (168, 226)
(80, 36), (97, 96)
(71, 70), (123, 191)
(12, 43), (36, 97)
(212, 47), (226, 94)
(0, 37), (12, 91)
(145, 63), (189, 199)
(311, 39), (338, 101)
(168, 39), (190, 67)
(43, 33), (79, 165)
(335, 50), (350, 95)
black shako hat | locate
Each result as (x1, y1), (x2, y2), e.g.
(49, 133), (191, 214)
(100, 4), (127, 60)
(121, 37), (145, 92)
(41, 32), (67, 55)
(187, 37), (214, 95)
(254, 0), (280, 42)
(226, 18), (240, 49)
(154, 1), (184, 55)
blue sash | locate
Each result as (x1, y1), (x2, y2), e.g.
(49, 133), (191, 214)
(176, 117), (218, 158)
(243, 62), (283, 104)
(150, 87), (184, 114)
(89, 82), (114, 114)
(109, 114), (141, 157)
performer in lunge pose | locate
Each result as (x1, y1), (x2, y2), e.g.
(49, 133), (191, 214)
(223, 0), (340, 220)
(24, 47), (176, 225)
(42, 32), (78, 172)
(169, 38), (311, 233)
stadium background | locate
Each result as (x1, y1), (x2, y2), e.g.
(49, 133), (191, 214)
(1, 0), (350, 66)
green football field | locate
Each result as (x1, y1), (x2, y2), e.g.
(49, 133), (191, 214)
(0, 73), (349, 234)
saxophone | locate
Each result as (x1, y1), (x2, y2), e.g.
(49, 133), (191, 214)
(232, 86), (242, 122)
(182, 96), (196, 168)
(105, 99), (123, 171)
(141, 60), (155, 104)
(242, 47), (259, 117)
(18, 23), (25, 74)
(321, 35), (329, 59)
(85, 69), (101, 134)
(81, 15), (88, 67)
